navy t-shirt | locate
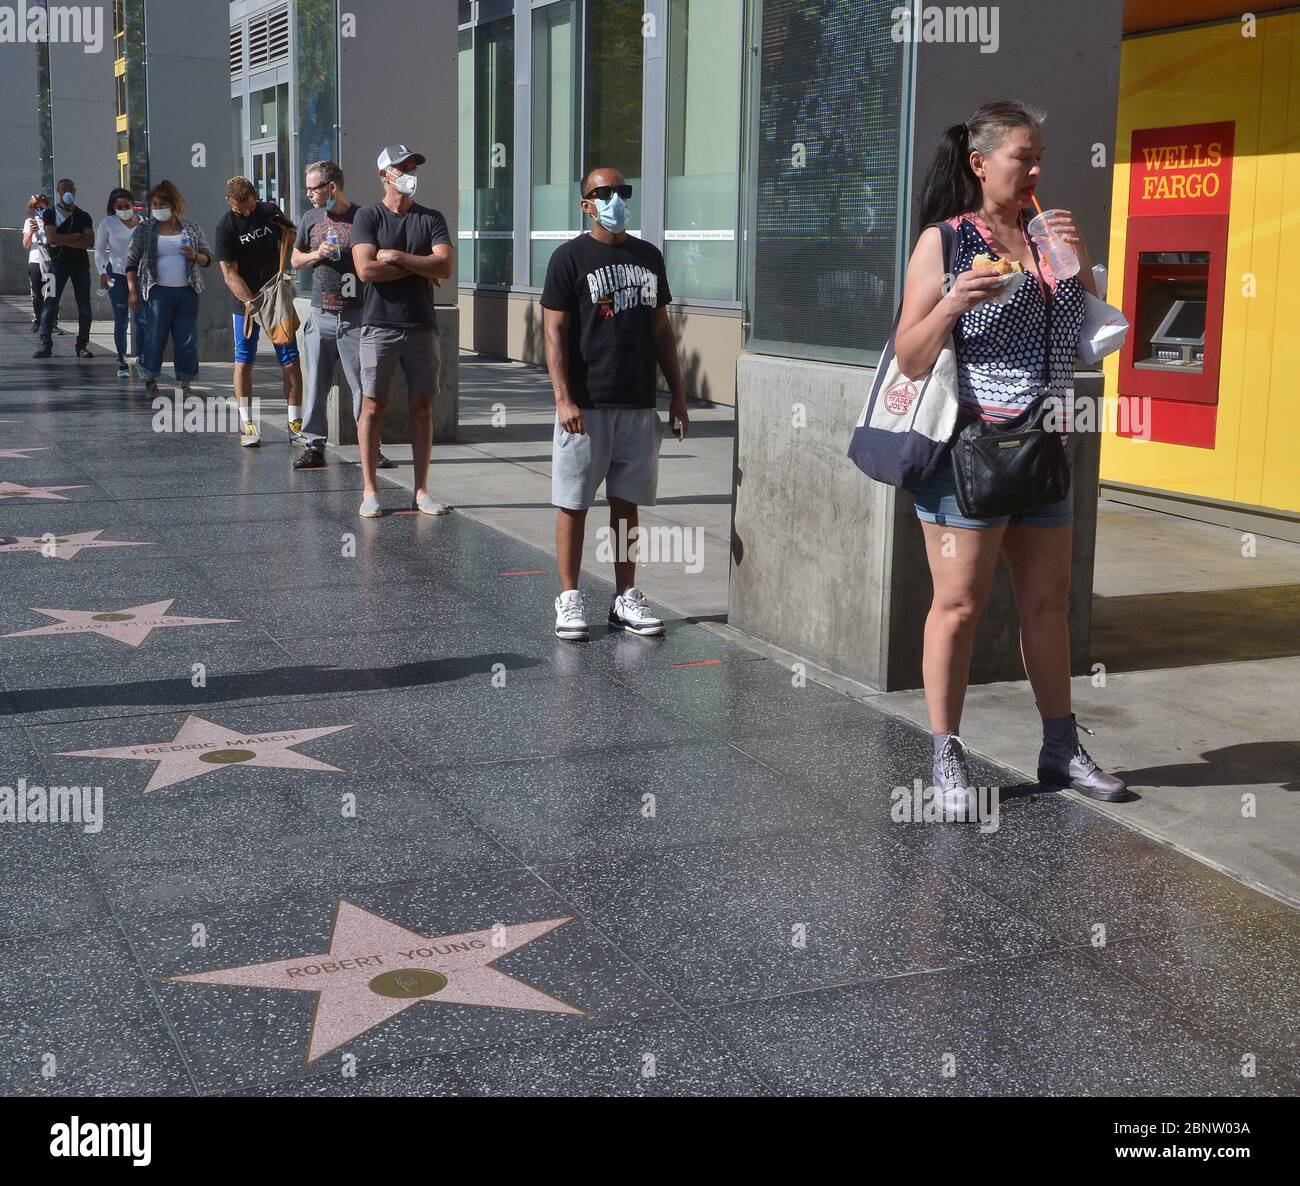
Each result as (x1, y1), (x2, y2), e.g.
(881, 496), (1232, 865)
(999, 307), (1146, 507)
(540, 232), (672, 408)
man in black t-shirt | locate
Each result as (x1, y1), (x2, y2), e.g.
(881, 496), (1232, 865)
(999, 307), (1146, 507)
(540, 166), (689, 641)
(34, 178), (95, 359)
(350, 144), (454, 518)
(214, 176), (302, 448)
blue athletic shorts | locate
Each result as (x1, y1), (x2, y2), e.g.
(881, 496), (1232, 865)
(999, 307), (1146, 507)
(911, 462), (1073, 530)
(232, 313), (300, 366)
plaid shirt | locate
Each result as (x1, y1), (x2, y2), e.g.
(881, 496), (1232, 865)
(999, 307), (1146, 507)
(125, 217), (211, 299)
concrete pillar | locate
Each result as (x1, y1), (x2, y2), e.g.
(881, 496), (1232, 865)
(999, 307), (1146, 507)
(0, 42), (41, 220)
(293, 295), (459, 446)
(337, 0), (459, 442)
(48, 37), (117, 203)
(142, 0), (235, 363)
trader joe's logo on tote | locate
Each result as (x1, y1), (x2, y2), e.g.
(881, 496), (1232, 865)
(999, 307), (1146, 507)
(884, 378), (918, 416)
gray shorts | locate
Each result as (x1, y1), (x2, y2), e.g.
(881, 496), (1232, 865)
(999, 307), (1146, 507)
(552, 406), (663, 511)
(359, 325), (440, 400)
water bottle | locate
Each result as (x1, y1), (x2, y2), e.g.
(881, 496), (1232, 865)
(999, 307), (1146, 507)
(324, 227), (340, 260)
(179, 229), (190, 248)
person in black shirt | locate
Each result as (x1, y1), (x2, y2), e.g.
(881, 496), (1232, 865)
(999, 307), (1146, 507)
(540, 166), (689, 641)
(214, 176), (302, 448)
(350, 144), (454, 518)
(33, 178), (95, 359)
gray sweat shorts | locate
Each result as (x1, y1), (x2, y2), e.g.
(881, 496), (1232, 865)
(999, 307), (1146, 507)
(551, 406), (664, 510)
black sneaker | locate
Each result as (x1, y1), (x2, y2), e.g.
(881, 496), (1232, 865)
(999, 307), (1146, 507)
(377, 452), (396, 470)
(293, 444), (326, 470)
(33, 345), (51, 358)
(76, 346), (94, 359)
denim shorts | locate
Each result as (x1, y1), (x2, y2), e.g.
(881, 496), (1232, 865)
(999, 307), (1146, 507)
(911, 461), (1073, 530)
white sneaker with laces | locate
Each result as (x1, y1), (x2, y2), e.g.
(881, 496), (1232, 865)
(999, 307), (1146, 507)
(609, 587), (665, 636)
(240, 420), (261, 448)
(555, 589), (589, 640)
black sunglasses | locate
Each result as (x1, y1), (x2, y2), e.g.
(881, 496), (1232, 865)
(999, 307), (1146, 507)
(584, 184), (633, 201)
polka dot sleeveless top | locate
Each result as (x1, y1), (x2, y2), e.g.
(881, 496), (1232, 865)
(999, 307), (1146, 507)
(946, 212), (1086, 423)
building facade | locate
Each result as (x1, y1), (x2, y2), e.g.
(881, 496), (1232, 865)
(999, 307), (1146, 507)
(457, 0), (747, 403)
(1100, 1), (1300, 538)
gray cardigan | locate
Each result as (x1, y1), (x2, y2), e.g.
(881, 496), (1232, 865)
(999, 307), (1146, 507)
(125, 216), (211, 299)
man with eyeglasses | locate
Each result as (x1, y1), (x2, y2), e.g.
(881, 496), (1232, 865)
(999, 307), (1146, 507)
(350, 144), (454, 517)
(290, 160), (393, 471)
(33, 179), (95, 360)
(541, 166), (689, 641)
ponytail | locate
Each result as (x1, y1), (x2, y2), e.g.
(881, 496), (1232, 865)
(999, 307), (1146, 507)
(916, 100), (1047, 232)
(917, 123), (979, 229)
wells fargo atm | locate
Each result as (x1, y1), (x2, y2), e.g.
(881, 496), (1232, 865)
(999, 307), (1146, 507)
(1115, 122), (1233, 449)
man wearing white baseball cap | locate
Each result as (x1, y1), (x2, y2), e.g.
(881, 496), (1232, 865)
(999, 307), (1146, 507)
(350, 144), (454, 517)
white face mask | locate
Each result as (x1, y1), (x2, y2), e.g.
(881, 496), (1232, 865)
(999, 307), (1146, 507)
(151, 207), (171, 221)
(388, 170), (417, 198)
(115, 208), (135, 222)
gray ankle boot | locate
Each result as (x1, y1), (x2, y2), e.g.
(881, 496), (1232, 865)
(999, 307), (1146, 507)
(933, 732), (976, 819)
(1038, 714), (1129, 801)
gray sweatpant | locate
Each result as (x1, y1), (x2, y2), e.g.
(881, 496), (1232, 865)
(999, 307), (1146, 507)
(300, 307), (363, 446)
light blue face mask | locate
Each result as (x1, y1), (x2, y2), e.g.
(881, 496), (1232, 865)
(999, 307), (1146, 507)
(325, 195), (337, 212)
(591, 193), (628, 234)
(61, 190), (76, 206)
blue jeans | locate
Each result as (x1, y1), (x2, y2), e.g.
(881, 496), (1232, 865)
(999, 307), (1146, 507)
(38, 262), (92, 349)
(140, 284), (200, 382)
(106, 270), (145, 362)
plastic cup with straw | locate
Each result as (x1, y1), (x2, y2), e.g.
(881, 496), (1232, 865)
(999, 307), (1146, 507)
(1026, 194), (1080, 280)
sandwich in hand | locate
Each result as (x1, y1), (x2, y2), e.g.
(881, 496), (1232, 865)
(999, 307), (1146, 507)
(971, 253), (1024, 276)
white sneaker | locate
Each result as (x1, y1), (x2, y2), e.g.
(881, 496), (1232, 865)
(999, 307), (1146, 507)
(287, 417), (305, 444)
(554, 589), (589, 641)
(240, 421), (261, 447)
(609, 587), (665, 636)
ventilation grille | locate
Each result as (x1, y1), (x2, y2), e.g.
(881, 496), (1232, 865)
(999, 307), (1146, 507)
(247, 5), (289, 71)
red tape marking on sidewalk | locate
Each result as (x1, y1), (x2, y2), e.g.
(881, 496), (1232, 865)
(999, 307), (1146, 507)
(501, 569), (546, 576)
(672, 659), (721, 668)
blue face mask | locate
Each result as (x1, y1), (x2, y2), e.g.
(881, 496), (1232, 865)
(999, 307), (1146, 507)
(61, 191), (75, 206)
(325, 195), (337, 212)
(591, 193), (628, 234)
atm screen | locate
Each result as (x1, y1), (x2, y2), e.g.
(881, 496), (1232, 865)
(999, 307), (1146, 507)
(1154, 300), (1207, 345)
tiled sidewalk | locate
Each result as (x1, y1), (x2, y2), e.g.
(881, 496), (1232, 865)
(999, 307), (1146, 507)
(0, 301), (1295, 1096)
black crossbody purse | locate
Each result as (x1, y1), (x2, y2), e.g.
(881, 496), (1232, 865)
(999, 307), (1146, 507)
(949, 228), (1070, 519)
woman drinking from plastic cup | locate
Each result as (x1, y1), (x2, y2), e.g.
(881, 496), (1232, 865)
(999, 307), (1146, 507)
(893, 100), (1128, 818)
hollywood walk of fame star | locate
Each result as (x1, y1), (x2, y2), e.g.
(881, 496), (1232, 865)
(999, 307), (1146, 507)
(0, 447), (47, 460)
(3, 598), (239, 649)
(56, 713), (355, 794)
(0, 480), (84, 501)
(0, 529), (151, 561)
(169, 901), (586, 1063)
